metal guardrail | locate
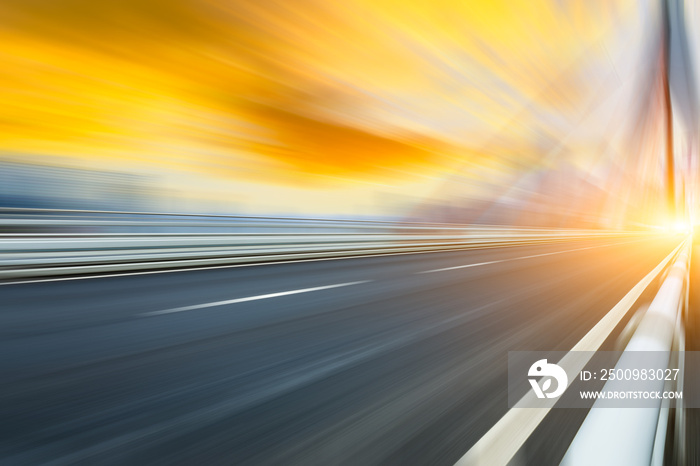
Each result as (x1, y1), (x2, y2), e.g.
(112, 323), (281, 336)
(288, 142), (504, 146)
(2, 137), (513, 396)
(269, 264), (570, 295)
(0, 208), (658, 279)
(560, 240), (691, 465)
(452, 240), (688, 466)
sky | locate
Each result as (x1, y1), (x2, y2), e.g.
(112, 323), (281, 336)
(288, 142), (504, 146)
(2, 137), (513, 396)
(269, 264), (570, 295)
(1, 0), (681, 223)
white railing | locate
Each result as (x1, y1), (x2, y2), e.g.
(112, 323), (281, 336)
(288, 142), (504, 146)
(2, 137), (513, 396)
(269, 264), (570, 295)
(560, 241), (690, 465)
(0, 208), (657, 279)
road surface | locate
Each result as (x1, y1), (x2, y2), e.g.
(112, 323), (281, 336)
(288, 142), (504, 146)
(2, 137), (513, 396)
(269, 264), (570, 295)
(0, 236), (682, 465)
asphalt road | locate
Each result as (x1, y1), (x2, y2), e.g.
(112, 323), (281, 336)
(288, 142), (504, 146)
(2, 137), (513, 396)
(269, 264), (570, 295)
(0, 236), (682, 465)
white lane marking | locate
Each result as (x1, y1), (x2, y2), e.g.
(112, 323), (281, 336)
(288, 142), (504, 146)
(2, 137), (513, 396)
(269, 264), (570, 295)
(419, 238), (647, 274)
(140, 281), (370, 317)
(0, 237), (657, 286)
(453, 239), (687, 466)
(40, 300), (509, 465)
(418, 260), (502, 273)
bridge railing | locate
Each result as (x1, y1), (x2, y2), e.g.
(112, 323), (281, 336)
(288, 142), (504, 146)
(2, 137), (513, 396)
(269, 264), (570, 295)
(0, 208), (659, 279)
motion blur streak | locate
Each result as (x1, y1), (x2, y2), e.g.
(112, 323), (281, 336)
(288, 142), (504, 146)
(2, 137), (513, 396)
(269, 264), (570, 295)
(0, 0), (685, 224)
(3, 0), (700, 465)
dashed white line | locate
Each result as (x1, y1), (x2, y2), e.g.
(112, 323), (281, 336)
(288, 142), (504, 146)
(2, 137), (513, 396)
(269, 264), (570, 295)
(418, 260), (502, 273)
(140, 281), (370, 317)
(419, 238), (647, 274)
